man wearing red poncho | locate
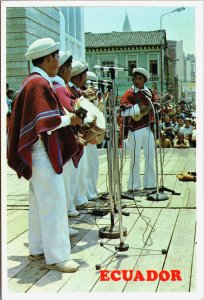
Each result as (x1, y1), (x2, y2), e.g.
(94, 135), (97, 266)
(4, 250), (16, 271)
(120, 67), (156, 192)
(7, 38), (82, 273)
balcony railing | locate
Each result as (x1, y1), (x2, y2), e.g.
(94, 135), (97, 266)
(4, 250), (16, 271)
(149, 75), (159, 82)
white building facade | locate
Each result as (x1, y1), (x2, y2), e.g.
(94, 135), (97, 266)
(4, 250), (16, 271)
(6, 6), (85, 90)
(60, 7), (85, 60)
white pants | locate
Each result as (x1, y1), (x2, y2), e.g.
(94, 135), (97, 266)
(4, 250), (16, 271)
(69, 147), (88, 210)
(127, 127), (156, 190)
(29, 139), (71, 264)
(63, 160), (71, 211)
(86, 144), (99, 200)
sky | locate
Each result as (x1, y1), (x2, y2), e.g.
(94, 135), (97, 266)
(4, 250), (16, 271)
(83, 5), (195, 55)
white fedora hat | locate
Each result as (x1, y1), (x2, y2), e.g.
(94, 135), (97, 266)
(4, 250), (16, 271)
(132, 67), (150, 81)
(86, 71), (98, 81)
(59, 50), (72, 67)
(25, 38), (60, 61)
(71, 60), (88, 77)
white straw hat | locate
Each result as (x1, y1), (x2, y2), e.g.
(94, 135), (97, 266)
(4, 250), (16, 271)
(86, 71), (98, 81)
(132, 67), (150, 81)
(71, 61), (88, 77)
(25, 38), (60, 61)
(59, 50), (72, 67)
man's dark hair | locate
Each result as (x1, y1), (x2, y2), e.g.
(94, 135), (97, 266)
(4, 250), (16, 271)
(179, 100), (186, 105)
(32, 50), (59, 66)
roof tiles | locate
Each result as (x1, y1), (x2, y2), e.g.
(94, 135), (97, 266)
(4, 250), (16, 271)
(85, 30), (166, 48)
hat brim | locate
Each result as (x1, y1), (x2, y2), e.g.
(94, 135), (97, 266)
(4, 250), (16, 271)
(71, 66), (88, 77)
(59, 51), (72, 66)
(25, 42), (60, 61)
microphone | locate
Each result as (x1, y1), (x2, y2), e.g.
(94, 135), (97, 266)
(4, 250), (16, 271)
(98, 79), (112, 85)
(93, 65), (128, 72)
(86, 80), (112, 87)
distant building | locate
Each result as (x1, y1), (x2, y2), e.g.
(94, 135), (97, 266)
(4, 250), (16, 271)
(60, 7), (85, 60)
(85, 27), (168, 96)
(122, 12), (132, 32)
(166, 41), (179, 101)
(184, 54), (196, 105)
(168, 40), (186, 100)
(186, 54), (196, 82)
(6, 7), (85, 90)
(168, 39), (196, 104)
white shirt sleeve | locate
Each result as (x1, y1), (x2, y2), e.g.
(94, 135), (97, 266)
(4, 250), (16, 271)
(47, 115), (71, 135)
(121, 104), (140, 118)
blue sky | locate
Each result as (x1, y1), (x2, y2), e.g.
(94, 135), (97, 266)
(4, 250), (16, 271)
(84, 6), (195, 55)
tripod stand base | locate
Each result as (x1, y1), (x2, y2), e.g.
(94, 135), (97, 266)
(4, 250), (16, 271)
(100, 193), (134, 201)
(99, 225), (127, 239)
(121, 194), (134, 200)
(115, 242), (129, 251)
(147, 193), (169, 201)
(159, 186), (181, 195)
(99, 193), (109, 201)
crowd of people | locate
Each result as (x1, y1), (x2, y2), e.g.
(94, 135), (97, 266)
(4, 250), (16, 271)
(158, 102), (196, 148)
(6, 37), (196, 274)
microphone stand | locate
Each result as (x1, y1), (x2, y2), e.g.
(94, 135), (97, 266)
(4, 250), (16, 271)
(157, 109), (181, 195)
(147, 106), (181, 198)
(146, 98), (169, 201)
(95, 72), (167, 270)
(98, 68), (129, 248)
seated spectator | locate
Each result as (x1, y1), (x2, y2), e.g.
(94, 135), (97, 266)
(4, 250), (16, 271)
(163, 103), (172, 114)
(191, 122), (196, 147)
(180, 118), (193, 141)
(157, 132), (172, 148)
(176, 100), (190, 118)
(161, 114), (175, 142)
(173, 116), (184, 135)
(173, 133), (190, 148)
(6, 88), (14, 114)
(171, 114), (178, 129)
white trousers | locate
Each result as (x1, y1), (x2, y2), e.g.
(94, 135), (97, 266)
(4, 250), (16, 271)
(127, 126), (156, 190)
(86, 144), (99, 200)
(29, 139), (71, 264)
(63, 160), (71, 211)
(69, 147), (88, 210)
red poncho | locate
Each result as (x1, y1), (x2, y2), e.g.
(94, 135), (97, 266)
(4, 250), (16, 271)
(52, 81), (84, 167)
(121, 88), (155, 132)
(7, 73), (78, 180)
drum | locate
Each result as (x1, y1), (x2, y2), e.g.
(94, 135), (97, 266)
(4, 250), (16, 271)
(77, 97), (105, 145)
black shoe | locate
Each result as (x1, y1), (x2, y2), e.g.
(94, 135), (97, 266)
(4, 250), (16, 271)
(128, 189), (141, 192)
(143, 187), (156, 190)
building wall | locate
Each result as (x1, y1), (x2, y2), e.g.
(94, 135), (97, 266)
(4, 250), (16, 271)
(86, 48), (163, 96)
(60, 7), (85, 60)
(6, 6), (85, 90)
(186, 59), (192, 82)
(6, 7), (61, 90)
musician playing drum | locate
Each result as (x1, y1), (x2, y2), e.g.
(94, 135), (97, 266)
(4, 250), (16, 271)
(120, 67), (156, 192)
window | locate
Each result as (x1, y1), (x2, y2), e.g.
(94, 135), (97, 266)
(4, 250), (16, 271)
(69, 7), (75, 37)
(61, 7), (68, 33)
(149, 59), (158, 75)
(75, 7), (81, 41)
(101, 61), (114, 77)
(128, 60), (137, 77)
